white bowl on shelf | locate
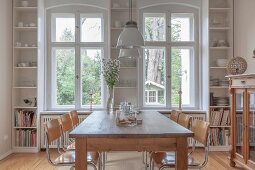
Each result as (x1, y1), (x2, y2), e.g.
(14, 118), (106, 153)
(21, 1), (29, 7)
(216, 59), (228, 67)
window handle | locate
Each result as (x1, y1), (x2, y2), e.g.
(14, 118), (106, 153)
(75, 75), (80, 79)
(167, 75), (171, 79)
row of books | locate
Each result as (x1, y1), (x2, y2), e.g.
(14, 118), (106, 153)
(209, 109), (230, 126)
(15, 129), (37, 147)
(210, 128), (229, 146)
(14, 110), (37, 127)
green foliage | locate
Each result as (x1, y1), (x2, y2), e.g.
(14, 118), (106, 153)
(81, 51), (102, 105)
(56, 28), (102, 106)
(144, 16), (182, 105)
(56, 49), (75, 105)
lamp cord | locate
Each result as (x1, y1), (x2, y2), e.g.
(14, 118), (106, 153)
(129, 0), (132, 21)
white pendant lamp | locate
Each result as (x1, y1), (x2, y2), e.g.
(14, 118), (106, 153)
(119, 49), (140, 58)
(116, 0), (144, 49)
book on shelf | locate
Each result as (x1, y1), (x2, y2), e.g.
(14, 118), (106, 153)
(15, 129), (37, 147)
(221, 110), (229, 126)
(14, 109), (36, 127)
(210, 128), (229, 146)
(210, 109), (230, 126)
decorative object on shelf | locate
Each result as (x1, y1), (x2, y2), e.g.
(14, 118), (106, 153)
(21, 1), (29, 7)
(23, 97), (37, 107)
(227, 56), (247, 75)
(114, 20), (122, 28)
(112, 2), (120, 8)
(102, 59), (120, 112)
(18, 22), (23, 27)
(29, 23), (36, 27)
(116, 0), (144, 49)
(216, 58), (228, 67)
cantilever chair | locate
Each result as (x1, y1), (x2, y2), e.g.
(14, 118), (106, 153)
(169, 110), (180, 122)
(177, 113), (192, 129)
(59, 113), (75, 150)
(45, 118), (100, 170)
(69, 110), (79, 127)
(150, 119), (210, 170)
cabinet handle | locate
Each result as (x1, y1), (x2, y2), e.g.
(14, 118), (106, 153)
(241, 80), (246, 84)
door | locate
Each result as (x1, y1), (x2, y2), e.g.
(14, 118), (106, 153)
(234, 89), (245, 158)
(248, 89), (255, 163)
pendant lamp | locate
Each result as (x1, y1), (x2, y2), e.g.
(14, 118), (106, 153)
(116, 0), (144, 49)
(119, 49), (140, 58)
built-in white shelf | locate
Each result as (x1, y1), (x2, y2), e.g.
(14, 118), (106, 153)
(14, 7), (37, 11)
(13, 106), (37, 109)
(15, 67), (37, 69)
(13, 86), (37, 89)
(210, 86), (228, 89)
(210, 67), (227, 69)
(209, 27), (231, 30)
(209, 47), (231, 50)
(209, 8), (231, 12)
(14, 47), (37, 49)
(209, 106), (231, 108)
(14, 27), (37, 31)
(13, 127), (37, 129)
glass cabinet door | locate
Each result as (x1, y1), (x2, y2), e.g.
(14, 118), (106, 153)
(235, 90), (244, 156)
(248, 90), (255, 162)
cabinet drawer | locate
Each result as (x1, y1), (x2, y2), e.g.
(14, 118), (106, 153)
(232, 78), (255, 87)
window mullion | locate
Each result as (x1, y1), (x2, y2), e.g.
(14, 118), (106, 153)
(166, 11), (171, 109)
(75, 12), (81, 109)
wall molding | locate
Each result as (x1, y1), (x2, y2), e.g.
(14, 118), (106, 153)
(0, 150), (13, 160)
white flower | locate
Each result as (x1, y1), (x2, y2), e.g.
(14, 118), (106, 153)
(102, 59), (120, 88)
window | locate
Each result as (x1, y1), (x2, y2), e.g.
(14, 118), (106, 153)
(47, 6), (107, 110)
(142, 4), (199, 109)
(144, 47), (166, 106)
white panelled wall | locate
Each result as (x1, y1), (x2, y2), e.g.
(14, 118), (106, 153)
(234, 0), (255, 72)
(0, 0), (12, 160)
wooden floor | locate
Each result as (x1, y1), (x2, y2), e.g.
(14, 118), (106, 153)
(0, 150), (246, 170)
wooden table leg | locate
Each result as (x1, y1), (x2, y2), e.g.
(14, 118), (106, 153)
(75, 137), (87, 170)
(176, 137), (188, 170)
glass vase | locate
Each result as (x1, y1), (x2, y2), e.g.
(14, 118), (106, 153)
(107, 86), (114, 112)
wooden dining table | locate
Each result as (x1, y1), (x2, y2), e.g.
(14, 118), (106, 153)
(69, 111), (194, 170)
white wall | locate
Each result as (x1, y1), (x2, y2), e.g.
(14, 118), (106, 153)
(0, 0), (12, 160)
(234, 0), (255, 73)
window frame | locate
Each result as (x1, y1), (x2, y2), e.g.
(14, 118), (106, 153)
(46, 5), (108, 110)
(140, 4), (200, 110)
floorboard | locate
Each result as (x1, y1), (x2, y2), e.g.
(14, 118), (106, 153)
(0, 150), (246, 170)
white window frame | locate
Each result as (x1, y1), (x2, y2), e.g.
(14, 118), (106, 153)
(46, 5), (107, 110)
(140, 4), (200, 110)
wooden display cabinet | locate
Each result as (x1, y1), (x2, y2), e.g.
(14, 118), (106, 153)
(227, 74), (255, 169)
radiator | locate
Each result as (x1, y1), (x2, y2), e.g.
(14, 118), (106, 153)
(40, 114), (88, 149)
(40, 113), (205, 149)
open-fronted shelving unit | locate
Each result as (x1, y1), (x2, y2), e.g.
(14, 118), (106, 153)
(12, 0), (39, 152)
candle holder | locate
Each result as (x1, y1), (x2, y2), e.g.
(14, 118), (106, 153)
(177, 69), (187, 111)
